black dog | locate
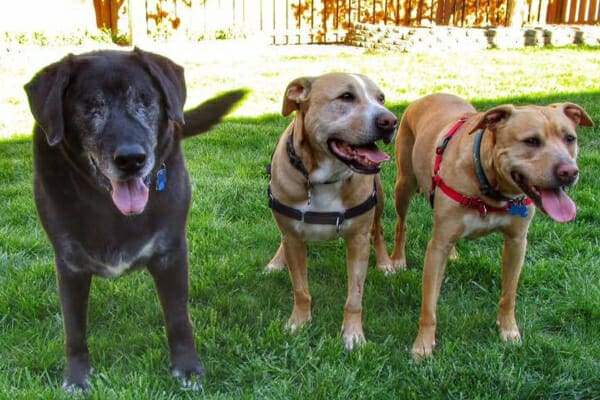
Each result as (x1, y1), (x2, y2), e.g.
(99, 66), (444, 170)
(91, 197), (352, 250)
(24, 48), (245, 392)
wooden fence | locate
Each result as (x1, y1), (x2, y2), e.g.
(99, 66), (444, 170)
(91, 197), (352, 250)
(94, 0), (600, 43)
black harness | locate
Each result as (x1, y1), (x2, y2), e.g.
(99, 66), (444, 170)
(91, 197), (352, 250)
(267, 133), (378, 232)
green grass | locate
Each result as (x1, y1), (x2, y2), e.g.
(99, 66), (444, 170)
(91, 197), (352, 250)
(1, 43), (600, 399)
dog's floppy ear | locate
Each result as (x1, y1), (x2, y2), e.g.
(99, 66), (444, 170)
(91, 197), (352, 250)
(468, 104), (516, 134)
(549, 102), (594, 127)
(134, 47), (186, 126)
(282, 77), (315, 116)
(24, 56), (72, 146)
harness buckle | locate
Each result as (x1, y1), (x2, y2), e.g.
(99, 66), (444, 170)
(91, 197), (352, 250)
(478, 202), (488, 217)
(335, 214), (344, 233)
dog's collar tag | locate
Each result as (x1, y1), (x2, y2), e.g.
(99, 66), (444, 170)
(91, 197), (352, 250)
(156, 164), (167, 192)
(508, 202), (528, 218)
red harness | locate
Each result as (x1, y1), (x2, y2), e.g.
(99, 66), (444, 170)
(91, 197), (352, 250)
(430, 117), (532, 217)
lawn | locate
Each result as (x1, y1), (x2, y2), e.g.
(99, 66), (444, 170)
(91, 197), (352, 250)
(1, 41), (599, 399)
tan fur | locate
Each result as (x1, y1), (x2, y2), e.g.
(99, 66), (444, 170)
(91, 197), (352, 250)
(266, 73), (398, 350)
(390, 93), (593, 358)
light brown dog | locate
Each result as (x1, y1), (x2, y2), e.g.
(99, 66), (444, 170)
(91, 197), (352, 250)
(390, 93), (593, 358)
(265, 73), (398, 349)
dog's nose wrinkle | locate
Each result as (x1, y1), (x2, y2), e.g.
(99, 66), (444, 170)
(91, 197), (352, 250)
(556, 163), (579, 184)
(114, 145), (147, 172)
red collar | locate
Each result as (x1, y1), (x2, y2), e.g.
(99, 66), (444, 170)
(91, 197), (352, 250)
(429, 117), (532, 217)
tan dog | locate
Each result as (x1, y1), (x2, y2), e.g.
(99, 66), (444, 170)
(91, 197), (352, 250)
(265, 73), (398, 349)
(390, 93), (593, 358)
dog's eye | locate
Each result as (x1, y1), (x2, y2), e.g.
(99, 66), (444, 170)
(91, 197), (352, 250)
(339, 92), (355, 102)
(378, 94), (385, 104)
(138, 92), (152, 107)
(84, 98), (105, 115)
(523, 137), (541, 147)
(565, 133), (576, 144)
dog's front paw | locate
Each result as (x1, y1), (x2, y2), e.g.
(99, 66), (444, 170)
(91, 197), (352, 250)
(497, 320), (522, 344)
(412, 336), (436, 360)
(285, 312), (311, 334)
(171, 354), (204, 392)
(62, 362), (93, 393)
(342, 328), (366, 351)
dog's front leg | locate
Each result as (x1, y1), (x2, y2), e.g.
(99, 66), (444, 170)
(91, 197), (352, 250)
(497, 233), (527, 343)
(412, 234), (453, 359)
(283, 235), (311, 332)
(342, 231), (370, 350)
(56, 264), (93, 392)
(147, 249), (203, 390)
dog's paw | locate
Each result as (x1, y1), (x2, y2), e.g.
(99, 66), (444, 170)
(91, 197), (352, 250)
(264, 262), (286, 273)
(411, 338), (436, 360)
(342, 329), (366, 351)
(390, 258), (408, 270)
(448, 246), (459, 260)
(171, 355), (204, 392)
(285, 314), (311, 334)
(62, 365), (93, 393)
(62, 379), (91, 394)
(378, 261), (407, 275)
(498, 324), (522, 344)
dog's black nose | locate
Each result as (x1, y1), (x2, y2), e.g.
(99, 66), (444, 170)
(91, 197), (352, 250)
(376, 113), (398, 132)
(375, 112), (398, 144)
(114, 144), (147, 173)
(556, 163), (579, 185)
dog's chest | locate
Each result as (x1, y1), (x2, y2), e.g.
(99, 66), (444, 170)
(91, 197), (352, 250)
(62, 235), (158, 277)
(291, 183), (358, 241)
(461, 214), (512, 239)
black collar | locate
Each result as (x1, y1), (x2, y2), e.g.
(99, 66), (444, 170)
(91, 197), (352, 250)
(266, 131), (376, 231)
(286, 131), (346, 185)
(472, 129), (511, 202)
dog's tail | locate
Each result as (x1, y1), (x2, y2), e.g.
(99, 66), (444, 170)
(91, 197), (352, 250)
(181, 89), (248, 138)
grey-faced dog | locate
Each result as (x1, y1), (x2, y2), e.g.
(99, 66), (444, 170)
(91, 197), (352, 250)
(24, 48), (245, 392)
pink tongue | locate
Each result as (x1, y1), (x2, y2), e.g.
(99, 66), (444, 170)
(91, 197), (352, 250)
(540, 188), (576, 223)
(110, 178), (149, 215)
(354, 146), (390, 164)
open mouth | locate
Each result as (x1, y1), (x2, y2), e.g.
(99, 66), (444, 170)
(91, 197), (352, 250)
(327, 139), (390, 174)
(511, 172), (576, 223)
(109, 177), (150, 216)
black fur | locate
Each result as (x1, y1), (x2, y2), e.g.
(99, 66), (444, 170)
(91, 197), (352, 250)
(24, 48), (245, 392)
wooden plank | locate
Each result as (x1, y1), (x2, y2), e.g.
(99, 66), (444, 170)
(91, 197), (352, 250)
(569, 0), (578, 22)
(578, 0), (588, 22)
(589, 0), (599, 23)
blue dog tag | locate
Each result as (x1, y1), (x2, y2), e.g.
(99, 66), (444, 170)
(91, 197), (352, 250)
(509, 203), (528, 218)
(156, 165), (167, 192)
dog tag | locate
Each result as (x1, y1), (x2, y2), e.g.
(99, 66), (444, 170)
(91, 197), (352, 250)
(508, 203), (528, 218)
(156, 165), (167, 192)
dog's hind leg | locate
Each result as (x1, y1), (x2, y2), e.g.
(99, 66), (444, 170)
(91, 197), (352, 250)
(265, 242), (287, 273)
(391, 120), (418, 269)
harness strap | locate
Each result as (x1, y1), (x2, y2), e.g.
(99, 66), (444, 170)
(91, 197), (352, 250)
(430, 117), (532, 217)
(268, 182), (378, 232)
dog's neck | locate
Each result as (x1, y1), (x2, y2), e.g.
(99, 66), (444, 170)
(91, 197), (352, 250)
(474, 129), (523, 200)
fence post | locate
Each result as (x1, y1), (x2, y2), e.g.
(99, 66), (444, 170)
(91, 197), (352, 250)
(128, 0), (147, 44)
